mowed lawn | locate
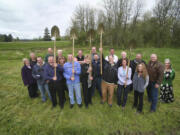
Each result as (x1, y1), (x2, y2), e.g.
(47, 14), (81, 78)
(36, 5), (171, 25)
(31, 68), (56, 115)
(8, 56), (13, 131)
(0, 41), (180, 135)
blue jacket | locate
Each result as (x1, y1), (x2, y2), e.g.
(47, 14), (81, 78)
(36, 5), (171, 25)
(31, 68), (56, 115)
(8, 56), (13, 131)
(63, 61), (81, 84)
(32, 63), (46, 85)
(44, 63), (64, 82)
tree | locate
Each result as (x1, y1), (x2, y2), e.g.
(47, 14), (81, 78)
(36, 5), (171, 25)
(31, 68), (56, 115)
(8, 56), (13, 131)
(43, 27), (51, 41)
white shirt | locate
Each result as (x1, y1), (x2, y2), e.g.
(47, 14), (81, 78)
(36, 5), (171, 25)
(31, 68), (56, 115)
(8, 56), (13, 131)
(105, 54), (118, 63)
(118, 66), (132, 85)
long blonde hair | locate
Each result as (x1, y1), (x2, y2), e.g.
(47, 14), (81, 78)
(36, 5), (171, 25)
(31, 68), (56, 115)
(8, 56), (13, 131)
(136, 63), (148, 79)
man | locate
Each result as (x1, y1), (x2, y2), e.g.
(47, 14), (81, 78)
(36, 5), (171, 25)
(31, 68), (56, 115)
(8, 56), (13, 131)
(76, 50), (84, 64)
(44, 56), (65, 109)
(63, 54), (82, 108)
(91, 53), (102, 97)
(32, 57), (52, 102)
(100, 48), (118, 107)
(116, 51), (128, 67)
(91, 46), (99, 61)
(29, 52), (37, 67)
(44, 48), (53, 63)
(105, 48), (118, 64)
(56, 49), (66, 63)
(147, 54), (164, 112)
(130, 53), (146, 79)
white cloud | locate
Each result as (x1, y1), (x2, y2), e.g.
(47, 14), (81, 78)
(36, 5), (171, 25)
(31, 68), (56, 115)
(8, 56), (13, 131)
(0, 0), (155, 39)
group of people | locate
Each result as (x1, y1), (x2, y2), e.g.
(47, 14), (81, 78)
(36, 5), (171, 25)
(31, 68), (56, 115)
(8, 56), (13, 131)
(21, 47), (175, 113)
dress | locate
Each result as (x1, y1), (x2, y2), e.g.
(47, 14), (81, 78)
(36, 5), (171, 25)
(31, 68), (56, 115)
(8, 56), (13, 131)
(160, 68), (175, 103)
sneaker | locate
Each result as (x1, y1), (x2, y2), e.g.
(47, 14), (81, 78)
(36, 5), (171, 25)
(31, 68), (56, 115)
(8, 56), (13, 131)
(109, 104), (112, 108)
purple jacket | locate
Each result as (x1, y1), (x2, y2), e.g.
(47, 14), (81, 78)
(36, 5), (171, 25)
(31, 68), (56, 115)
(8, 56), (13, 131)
(21, 65), (36, 86)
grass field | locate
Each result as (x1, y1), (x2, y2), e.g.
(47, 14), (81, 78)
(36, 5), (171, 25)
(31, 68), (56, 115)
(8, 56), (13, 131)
(0, 41), (180, 135)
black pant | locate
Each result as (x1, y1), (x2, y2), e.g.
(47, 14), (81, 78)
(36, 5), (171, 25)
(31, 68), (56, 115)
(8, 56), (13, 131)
(133, 91), (144, 112)
(28, 83), (38, 98)
(117, 84), (130, 107)
(82, 79), (92, 107)
(48, 81), (65, 107)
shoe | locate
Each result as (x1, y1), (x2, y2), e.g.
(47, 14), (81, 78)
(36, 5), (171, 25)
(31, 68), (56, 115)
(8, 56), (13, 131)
(132, 105), (137, 109)
(78, 104), (83, 108)
(70, 104), (74, 109)
(150, 110), (156, 113)
(109, 104), (112, 108)
(60, 105), (64, 109)
(85, 105), (88, 109)
(89, 101), (93, 105)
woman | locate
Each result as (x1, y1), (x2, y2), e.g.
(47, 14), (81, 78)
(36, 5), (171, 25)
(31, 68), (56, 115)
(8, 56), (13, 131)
(160, 58), (175, 103)
(133, 63), (149, 113)
(29, 52), (37, 67)
(117, 59), (132, 109)
(21, 58), (38, 98)
(81, 55), (93, 108)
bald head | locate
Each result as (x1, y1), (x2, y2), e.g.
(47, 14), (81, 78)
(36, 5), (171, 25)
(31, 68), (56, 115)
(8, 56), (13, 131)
(150, 54), (157, 62)
(121, 51), (127, 59)
(48, 48), (53, 54)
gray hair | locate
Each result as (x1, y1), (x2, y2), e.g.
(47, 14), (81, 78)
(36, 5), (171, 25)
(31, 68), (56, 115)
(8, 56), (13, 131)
(165, 58), (171, 64)
(22, 58), (29, 64)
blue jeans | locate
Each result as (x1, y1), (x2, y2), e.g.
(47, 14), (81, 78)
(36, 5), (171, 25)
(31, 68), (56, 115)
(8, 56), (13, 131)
(37, 83), (52, 102)
(147, 81), (158, 111)
(117, 84), (130, 107)
(91, 77), (102, 97)
(67, 83), (82, 105)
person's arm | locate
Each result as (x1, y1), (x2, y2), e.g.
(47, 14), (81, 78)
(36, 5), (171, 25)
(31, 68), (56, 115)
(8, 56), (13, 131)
(44, 66), (53, 81)
(32, 66), (40, 80)
(114, 55), (118, 63)
(128, 68), (132, 80)
(144, 75), (149, 89)
(170, 69), (175, 80)
(156, 64), (165, 85)
(75, 62), (81, 75)
(21, 68), (28, 86)
(63, 64), (71, 80)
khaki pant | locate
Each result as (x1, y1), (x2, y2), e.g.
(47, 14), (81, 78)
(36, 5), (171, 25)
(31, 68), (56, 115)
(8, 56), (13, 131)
(101, 80), (115, 105)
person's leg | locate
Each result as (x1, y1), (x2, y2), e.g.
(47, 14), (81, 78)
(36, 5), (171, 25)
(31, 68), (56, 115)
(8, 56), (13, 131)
(88, 86), (92, 104)
(133, 90), (138, 108)
(91, 78), (97, 97)
(122, 85), (130, 107)
(151, 83), (158, 112)
(108, 84), (115, 106)
(44, 83), (52, 101)
(27, 84), (34, 98)
(138, 92), (144, 112)
(56, 81), (64, 108)
(67, 83), (75, 105)
(101, 81), (107, 103)
(74, 83), (82, 105)
(48, 81), (57, 107)
(117, 85), (123, 106)
(147, 82), (152, 102)
(97, 77), (102, 97)
(82, 79), (88, 107)
(37, 83), (46, 102)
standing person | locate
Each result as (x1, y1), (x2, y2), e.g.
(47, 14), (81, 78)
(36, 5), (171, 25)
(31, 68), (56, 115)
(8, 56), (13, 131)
(91, 53), (102, 97)
(29, 52), (37, 67)
(116, 51), (128, 67)
(130, 53), (146, 80)
(63, 54), (82, 108)
(81, 55), (93, 108)
(100, 48), (118, 107)
(44, 56), (65, 109)
(44, 48), (53, 63)
(117, 59), (132, 109)
(160, 58), (175, 103)
(91, 46), (99, 61)
(76, 50), (85, 64)
(21, 58), (38, 98)
(147, 54), (164, 112)
(32, 57), (52, 102)
(105, 48), (118, 64)
(132, 63), (149, 113)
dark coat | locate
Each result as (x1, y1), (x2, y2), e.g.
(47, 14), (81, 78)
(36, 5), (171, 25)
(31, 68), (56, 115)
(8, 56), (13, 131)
(92, 59), (101, 78)
(21, 65), (36, 86)
(29, 59), (37, 67)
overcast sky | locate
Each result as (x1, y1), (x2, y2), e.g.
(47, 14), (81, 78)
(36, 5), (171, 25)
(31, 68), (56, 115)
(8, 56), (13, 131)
(0, 0), (155, 39)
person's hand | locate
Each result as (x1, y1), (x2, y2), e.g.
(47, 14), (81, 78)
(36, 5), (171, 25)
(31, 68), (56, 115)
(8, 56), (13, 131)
(87, 67), (92, 73)
(155, 84), (159, 88)
(71, 76), (75, 81)
(72, 69), (75, 74)
(53, 76), (57, 81)
(89, 76), (93, 80)
(124, 81), (127, 86)
(54, 63), (57, 67)
(126, 75), (129, 80)
(99, 48), (103, 52)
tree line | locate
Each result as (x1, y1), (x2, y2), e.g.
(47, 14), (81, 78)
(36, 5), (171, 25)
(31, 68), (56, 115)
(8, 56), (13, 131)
(66, 0), (180, 48)
(0, 34), (14, 42)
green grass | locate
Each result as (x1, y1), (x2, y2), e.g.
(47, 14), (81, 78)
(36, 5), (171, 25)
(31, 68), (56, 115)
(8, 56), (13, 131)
(0, 41), (180, 135)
